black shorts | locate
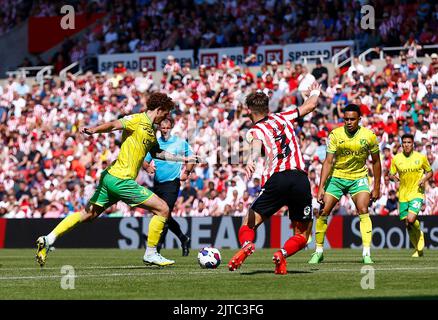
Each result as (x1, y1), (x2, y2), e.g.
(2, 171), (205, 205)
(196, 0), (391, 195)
(250, 170), (313, 221)
(152, 179), (180, 213)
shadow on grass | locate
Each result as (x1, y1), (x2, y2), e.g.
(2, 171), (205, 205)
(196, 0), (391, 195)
(240, 270), (313, 275)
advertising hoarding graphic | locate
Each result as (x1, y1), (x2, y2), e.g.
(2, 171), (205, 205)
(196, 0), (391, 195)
(199, 53), (218, 67)
(98, 41), (354, 72)
(265, 49), (283, 64)
(344, 216), (438, 249)
(3, 216), (436, 249)
(139, 57), (156, 71)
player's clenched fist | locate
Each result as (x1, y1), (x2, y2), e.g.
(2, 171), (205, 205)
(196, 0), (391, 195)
(317, 188), (325, 205)
(80, 127), (95, 135)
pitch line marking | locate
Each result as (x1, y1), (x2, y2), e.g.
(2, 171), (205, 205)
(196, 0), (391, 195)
(1, 266), (438, 281)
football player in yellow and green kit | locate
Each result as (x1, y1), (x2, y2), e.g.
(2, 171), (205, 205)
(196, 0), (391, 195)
(309, 104), (381, 264)
(389, 133), (433, 257)
(35, 92), (199, 267)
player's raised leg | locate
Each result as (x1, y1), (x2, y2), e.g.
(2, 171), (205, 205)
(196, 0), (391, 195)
(36, 203), (106, 267)
(228, 209), (267, 271)
(308, 191), (339, 264)
(352, 191), (374, 263)
(274, 220), (313, 275)
(35, 172), (113, 267)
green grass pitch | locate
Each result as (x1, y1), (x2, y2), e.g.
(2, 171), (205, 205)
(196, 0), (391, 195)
(1, 248), (438, 299)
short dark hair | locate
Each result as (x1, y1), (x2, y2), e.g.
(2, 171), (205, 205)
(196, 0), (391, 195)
(147, 92), (175, 111)
(401, 133), (414, 141)
(246, 92), (269, 115)
(344, 104), (361, 116)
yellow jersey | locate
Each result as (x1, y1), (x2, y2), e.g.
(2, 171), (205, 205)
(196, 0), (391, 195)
(327, 126), (379, 180)
(107, 113), (157, 180)
(389, 151), (432, 202)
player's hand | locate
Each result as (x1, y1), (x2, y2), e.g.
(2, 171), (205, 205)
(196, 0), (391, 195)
(146, 163), (156, 175)
(371, 188), (381, 203)
(186, 155), (203, 164)
(245, 162), (255, 180)
(304, 81), (322, 98)
(418, 179), (426, 188)
(317, 188), (325, 205)
(180, 170), (190, 182)
(80, 127), (95, 135)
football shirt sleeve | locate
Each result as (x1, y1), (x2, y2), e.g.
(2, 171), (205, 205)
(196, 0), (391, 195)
(369, 132), (380, 154)
(119, 114), (140, 132)
(278, 108), (300, 122)
(389, 158), (397, 175)
(183, 140), (193, 156)
(246, 127), (263, 143)
(422, 155), (432, 173)
(327, 131), (337, 154)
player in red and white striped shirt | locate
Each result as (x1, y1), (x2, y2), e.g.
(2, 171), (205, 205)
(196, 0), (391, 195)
(246, 107), (306, 186)
(228, 81), (321, 275)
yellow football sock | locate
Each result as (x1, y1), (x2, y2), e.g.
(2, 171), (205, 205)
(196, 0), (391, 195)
(407, 223), (418, 249)
(51, 212), (82, 239)
(359, 213), (372, 248)
(147, 215), (167, 247)
(410, 220), (424, 251)
(315, 215), (328, 250)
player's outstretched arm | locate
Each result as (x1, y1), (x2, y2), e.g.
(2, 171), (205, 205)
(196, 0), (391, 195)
(370, 152), (382, 202)
(317, 152), (334, 204)
(151, 145), (201, 164)
(298, 82), (321, 117)
(80, 119), (123, 135)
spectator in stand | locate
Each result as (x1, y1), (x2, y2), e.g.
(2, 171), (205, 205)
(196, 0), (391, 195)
(312, 59), (329, 90)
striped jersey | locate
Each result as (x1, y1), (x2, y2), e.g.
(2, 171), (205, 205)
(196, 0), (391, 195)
(246, 108), (304, 186)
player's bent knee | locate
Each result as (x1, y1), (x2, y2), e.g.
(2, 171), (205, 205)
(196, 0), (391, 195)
(319, 209), (331, 217)
(407, 216), (416, 225)
(157, 201), (170, 218)
(83, 203), (103, 222)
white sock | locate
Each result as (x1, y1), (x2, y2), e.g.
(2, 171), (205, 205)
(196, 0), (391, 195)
(145, 246), (157, 257)
(280, 249), (287, 257)
(363, 247), (371, 257)
(315, 246), (324, 254)
(46, 232), (56, 246)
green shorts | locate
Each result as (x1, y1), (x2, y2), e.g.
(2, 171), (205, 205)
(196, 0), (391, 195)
(325, 176), (370, 200)
(89, 170), (154, 209)
(399, 198), (423, 220)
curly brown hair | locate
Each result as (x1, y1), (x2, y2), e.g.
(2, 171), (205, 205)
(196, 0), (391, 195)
(245, 92), (269, 115)
(147, 92), (175, 111)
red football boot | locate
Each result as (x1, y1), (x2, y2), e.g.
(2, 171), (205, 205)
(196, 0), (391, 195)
(272, 250), (287, 275)
(228, 242), (255, 271)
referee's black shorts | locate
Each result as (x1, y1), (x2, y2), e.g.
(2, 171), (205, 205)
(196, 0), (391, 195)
(250, 170), (313, 221)
(152, 179), (180, 213)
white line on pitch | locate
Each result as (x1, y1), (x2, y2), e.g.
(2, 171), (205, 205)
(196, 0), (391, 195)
(1, 266), (438, 281)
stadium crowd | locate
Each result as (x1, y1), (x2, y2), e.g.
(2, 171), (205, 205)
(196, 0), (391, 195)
(0, 44), (438, 219)
(5, 1), (438, 72)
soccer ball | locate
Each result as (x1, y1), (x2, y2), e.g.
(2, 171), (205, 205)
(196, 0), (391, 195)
(197, 247), (221, 269)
